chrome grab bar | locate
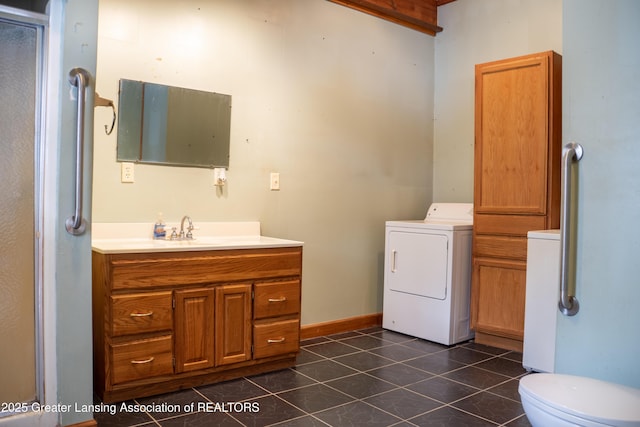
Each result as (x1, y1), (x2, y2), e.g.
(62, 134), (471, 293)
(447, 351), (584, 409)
(65, 68), (91, 236)
(558, 142), (583, 316)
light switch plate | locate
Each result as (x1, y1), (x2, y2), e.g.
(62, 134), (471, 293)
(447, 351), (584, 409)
(270, 172), (280, 190)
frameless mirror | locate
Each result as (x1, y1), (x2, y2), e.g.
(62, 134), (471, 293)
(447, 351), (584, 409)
(116, 79), (231, 168)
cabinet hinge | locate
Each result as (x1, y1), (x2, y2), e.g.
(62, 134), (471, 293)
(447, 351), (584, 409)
(172, 357), (175, 368)
(251, 344), (254, 357)
(251, 290), (255, 300)
(172, 297), (175, 309)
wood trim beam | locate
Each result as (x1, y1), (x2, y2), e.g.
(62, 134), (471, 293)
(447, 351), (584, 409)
(328, 0), (442, 36)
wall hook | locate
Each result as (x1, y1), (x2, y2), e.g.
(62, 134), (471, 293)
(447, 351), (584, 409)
(95, 92), (116, 135)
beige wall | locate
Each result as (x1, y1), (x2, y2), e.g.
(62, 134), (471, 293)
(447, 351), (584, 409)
(433, 0), (562, 202)
(93, 0), (435, 325)
(93, 0), (562, 327)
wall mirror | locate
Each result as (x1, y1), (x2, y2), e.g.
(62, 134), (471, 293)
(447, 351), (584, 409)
(116, 79), (231, 168)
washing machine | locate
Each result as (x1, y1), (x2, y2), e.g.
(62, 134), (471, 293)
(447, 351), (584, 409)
(382, 203), (474, 345)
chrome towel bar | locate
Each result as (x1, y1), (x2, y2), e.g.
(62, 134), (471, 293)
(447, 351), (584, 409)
(65, 67), (91, 236)
(558, 142), (583, 316)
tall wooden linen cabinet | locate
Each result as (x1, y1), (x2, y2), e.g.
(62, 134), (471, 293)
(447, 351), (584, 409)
(471, 51), (562, 352)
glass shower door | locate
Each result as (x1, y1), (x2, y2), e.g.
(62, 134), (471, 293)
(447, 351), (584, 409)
(0, 13), (43, 405)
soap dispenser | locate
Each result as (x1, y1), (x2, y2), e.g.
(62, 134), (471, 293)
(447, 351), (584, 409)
(153, 212), (166, 240)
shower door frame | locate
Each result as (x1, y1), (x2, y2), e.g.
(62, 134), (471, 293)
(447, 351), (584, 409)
(0, 4), (47, 417)
(1, 2), (98, 425)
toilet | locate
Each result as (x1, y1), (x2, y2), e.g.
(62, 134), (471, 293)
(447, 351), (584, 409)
(519, 374), (640, 427)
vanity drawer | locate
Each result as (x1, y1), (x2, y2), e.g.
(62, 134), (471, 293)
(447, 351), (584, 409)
(108, 247), (302, 290)
(111, 335), (173, 384)
(253, 319), (300, 359)
(111, 291), (173, 336)
(473, 235), (527, 260)
(254, 280), (300, 319)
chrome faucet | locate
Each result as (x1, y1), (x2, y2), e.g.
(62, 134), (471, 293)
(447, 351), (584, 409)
(179, 215), (194, 240)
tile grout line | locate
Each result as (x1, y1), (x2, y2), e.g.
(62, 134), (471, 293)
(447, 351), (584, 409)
(300, 331), (526, 426)
(118, 330), (526, 427)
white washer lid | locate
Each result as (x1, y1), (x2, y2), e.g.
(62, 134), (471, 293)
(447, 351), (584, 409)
(527, 229), (560, 240)
(519, 374), (640, 425)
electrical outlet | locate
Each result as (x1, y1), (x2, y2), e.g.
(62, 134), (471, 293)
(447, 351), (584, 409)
(121, 162), (135, 183)
(213, 168), (226, 186)
(270, 172), (280, 190)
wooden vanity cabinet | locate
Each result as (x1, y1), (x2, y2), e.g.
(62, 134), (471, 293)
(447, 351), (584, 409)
(92, 246), (302, 403)
(471, 51), (561, 351)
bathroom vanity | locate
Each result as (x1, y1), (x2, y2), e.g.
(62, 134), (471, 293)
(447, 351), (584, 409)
(91, 222), (303, 403)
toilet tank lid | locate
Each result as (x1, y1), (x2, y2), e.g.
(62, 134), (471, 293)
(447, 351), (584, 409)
(519, 374), (640, 425)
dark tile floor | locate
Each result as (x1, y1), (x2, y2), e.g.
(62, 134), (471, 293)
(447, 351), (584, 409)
(94, 327), (532, 426)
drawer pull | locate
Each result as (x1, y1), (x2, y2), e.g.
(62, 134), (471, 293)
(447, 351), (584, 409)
(130, 311), (154, 317)
(268, 297), (287, 303)
(130, 357), (155, 365)
(267, 337), (286, 344)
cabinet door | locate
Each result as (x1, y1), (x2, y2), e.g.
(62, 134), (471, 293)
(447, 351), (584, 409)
(174, 288), (215, 373)
(475, 52), (552, 216)
(215, 283), (252, 366)
(471, 257), (526, 340)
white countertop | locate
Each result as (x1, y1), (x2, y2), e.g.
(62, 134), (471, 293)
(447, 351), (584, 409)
(92, 221), (303, 254)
